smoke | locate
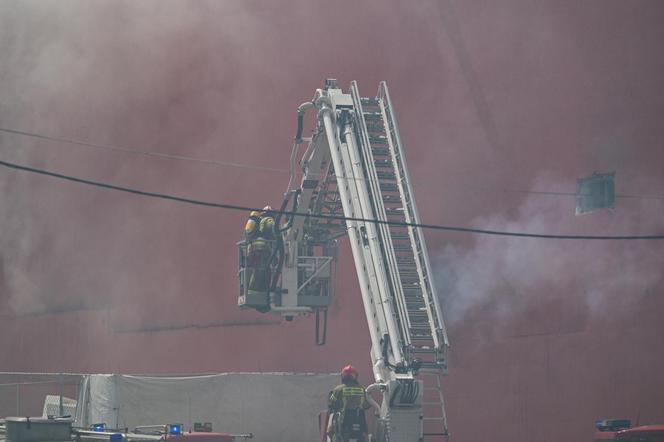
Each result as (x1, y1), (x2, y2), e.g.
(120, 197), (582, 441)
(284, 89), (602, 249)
(0, 0), (663, 386)
(0, 171), (46, 314)
(0, 0), (500, 326)
(0, 1), (267, 319)
(435, 172), (664, 334)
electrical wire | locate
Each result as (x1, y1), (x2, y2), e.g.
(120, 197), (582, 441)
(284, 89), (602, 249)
(435, 1), (664, 202)
(1, 157), (663, 240)
(0, 126), (362, 184)
(463, 187), (664, 200)
(0, 126), (290, 174)
(3, 125), (664, 201)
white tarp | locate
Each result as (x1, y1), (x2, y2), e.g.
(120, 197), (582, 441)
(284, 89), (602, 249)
(74, 374), (119, 428)
(77, 373), (338, 442)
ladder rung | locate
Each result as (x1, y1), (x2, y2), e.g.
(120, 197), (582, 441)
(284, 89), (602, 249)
(400, 275), (419, 281)
(369, 136), (388, 145)
(397, 257), (417, 272)
(412, 347), (437, 353)
(405, 299), (425, 304)
(404, 301), (425, 306)
(397, 260), (417, 272)
(401, 275), (420, 281)
(397, 263), (417, 269)
(419, 362), (444, 367)
(377, 171), (396, 180)
(405, 301), (426, 307)
(403, 287), (422, 294)
(367, 129), (386, 137)
(362, 110), (381, 118)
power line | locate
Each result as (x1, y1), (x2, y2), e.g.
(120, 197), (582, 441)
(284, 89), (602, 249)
(0, 126), (290, 174)
(434, 2), (664, 203)
(472, 187), (664, 200)
(4, 125), (664, 201)
(0, 126), (372, 185)
(1, 157), (663, 240)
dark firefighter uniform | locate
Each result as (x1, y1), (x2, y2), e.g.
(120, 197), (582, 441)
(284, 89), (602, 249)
(244, 209), (276, 297)
(327, 379), (371, 442)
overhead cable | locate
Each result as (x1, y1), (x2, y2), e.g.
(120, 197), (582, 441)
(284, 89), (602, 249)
(0, 125), (369, 184)
(0, 126), (289, 174)
(1, 157), (663, 240)
(4, 125), (664, 200)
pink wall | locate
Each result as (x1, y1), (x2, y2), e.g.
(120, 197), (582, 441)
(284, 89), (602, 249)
(1, 1), (663, 440)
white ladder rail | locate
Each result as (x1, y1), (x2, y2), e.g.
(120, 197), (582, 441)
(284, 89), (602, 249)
(378, 82), (450, 369)
(349, 81), (413, 353)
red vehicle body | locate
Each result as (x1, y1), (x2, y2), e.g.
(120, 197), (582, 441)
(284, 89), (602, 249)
(167, 433), (235, 442)
(594, 423), (664, 442)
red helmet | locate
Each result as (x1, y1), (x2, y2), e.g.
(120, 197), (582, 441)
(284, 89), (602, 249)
(341, 364), (359, 381)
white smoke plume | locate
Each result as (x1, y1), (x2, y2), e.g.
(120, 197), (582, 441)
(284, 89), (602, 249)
(435, 172), (664, 333)
(0, 1), (266, 318)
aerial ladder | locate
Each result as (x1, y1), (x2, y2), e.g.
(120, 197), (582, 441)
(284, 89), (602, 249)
(237, 79), (450, 441)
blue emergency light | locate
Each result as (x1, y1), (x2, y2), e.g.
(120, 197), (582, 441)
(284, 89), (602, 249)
(91, 423), (106, 432)
(595, 419), (631, 431)
(167, 424), (183, 435)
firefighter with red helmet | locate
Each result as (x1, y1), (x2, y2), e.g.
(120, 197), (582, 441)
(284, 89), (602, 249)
(244, 206), (277, 306)
(327, 365), (371, 442)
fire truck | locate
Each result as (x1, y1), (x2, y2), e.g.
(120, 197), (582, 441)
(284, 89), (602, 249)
(238, 79), (450, 441)
(594, 419), (664, 442)
(0, 419), (252, 442)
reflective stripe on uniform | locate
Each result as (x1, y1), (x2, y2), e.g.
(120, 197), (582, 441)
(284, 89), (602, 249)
(247, 238), (268, 253)
(342, 387), (365, 396)
(341, 387), (366, 409)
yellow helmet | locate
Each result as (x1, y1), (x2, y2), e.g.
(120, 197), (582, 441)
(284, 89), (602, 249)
(245, 218), (258, 235)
